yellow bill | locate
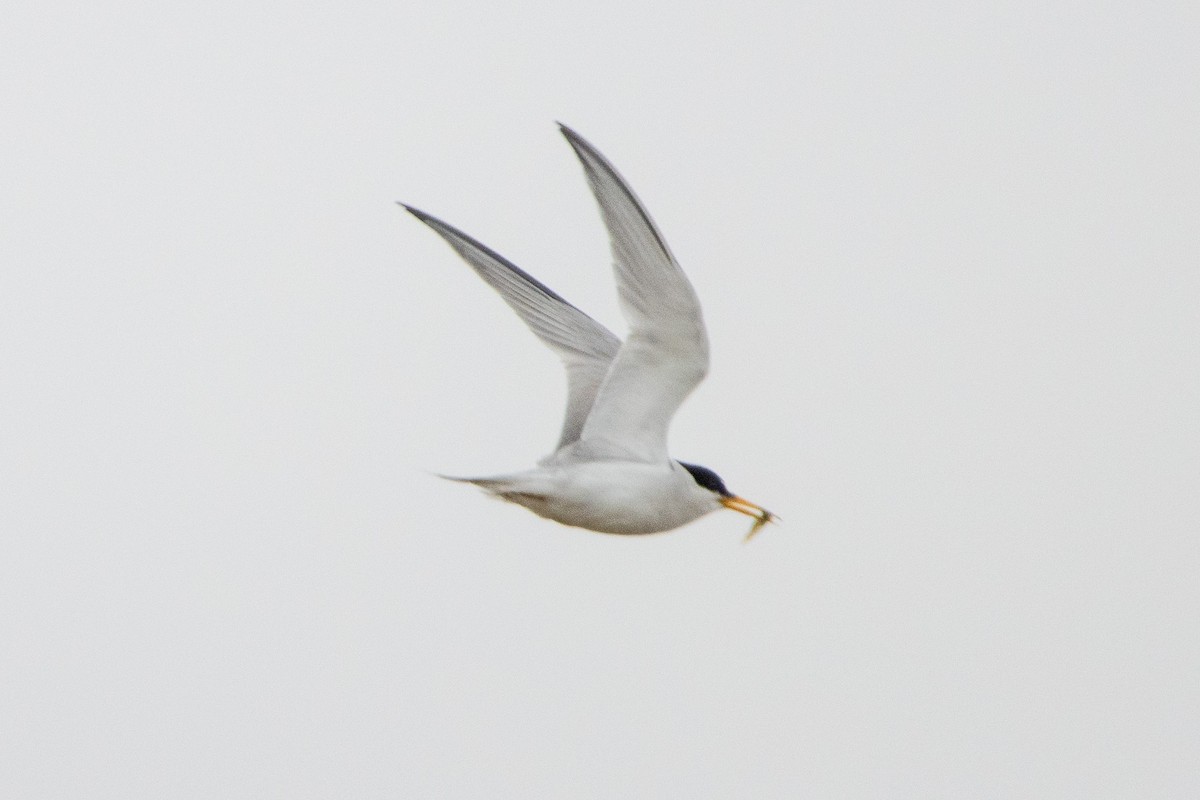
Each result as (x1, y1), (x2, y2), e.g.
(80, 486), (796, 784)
(720, 495), (778, 542)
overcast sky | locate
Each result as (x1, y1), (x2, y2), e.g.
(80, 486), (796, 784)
(3, 1), (1198, 797)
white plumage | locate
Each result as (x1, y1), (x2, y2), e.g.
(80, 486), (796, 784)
(403, 124), (774, 538)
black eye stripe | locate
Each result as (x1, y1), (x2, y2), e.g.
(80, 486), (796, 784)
(679, 462), (732, 497)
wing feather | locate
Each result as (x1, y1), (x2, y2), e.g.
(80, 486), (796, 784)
(558, 126), (709, 463)
(403, 204), (621, 449)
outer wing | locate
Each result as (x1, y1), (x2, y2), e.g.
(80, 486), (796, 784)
(558, 125), (710, 464)
(403, 204), (621, 450)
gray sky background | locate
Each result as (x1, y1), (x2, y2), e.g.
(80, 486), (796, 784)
(3, 1), (1198, 797)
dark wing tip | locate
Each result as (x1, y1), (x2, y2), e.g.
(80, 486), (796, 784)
(557, 123), (605, 168)
(401, 204), (458, 236)
(398, 202), (433, 222)
(556, 124), (676, 265)
(400, 200), (582, 310)
(557, 123), (597, 161)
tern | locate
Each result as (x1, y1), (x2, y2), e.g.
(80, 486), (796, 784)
(402, 124), (775, 539)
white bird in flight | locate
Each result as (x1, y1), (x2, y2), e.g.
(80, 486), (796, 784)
(402, 124), (775, 539)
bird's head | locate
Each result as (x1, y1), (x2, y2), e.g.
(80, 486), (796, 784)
(679, 462), (776, 541)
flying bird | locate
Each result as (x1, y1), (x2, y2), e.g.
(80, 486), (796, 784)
(402, 124), (775, 539)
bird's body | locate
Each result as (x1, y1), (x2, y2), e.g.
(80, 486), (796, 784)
(444, 459), (722, 535)
(404, 125), (774, 538)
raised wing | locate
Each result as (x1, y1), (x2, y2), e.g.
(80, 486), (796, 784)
(403, 204), (621, 449)
(558, 125), (710, 463)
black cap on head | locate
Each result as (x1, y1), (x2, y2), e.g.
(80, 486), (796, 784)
(679, 462), (733, 497)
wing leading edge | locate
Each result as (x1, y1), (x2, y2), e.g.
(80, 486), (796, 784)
(402, 204), (620, 450)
